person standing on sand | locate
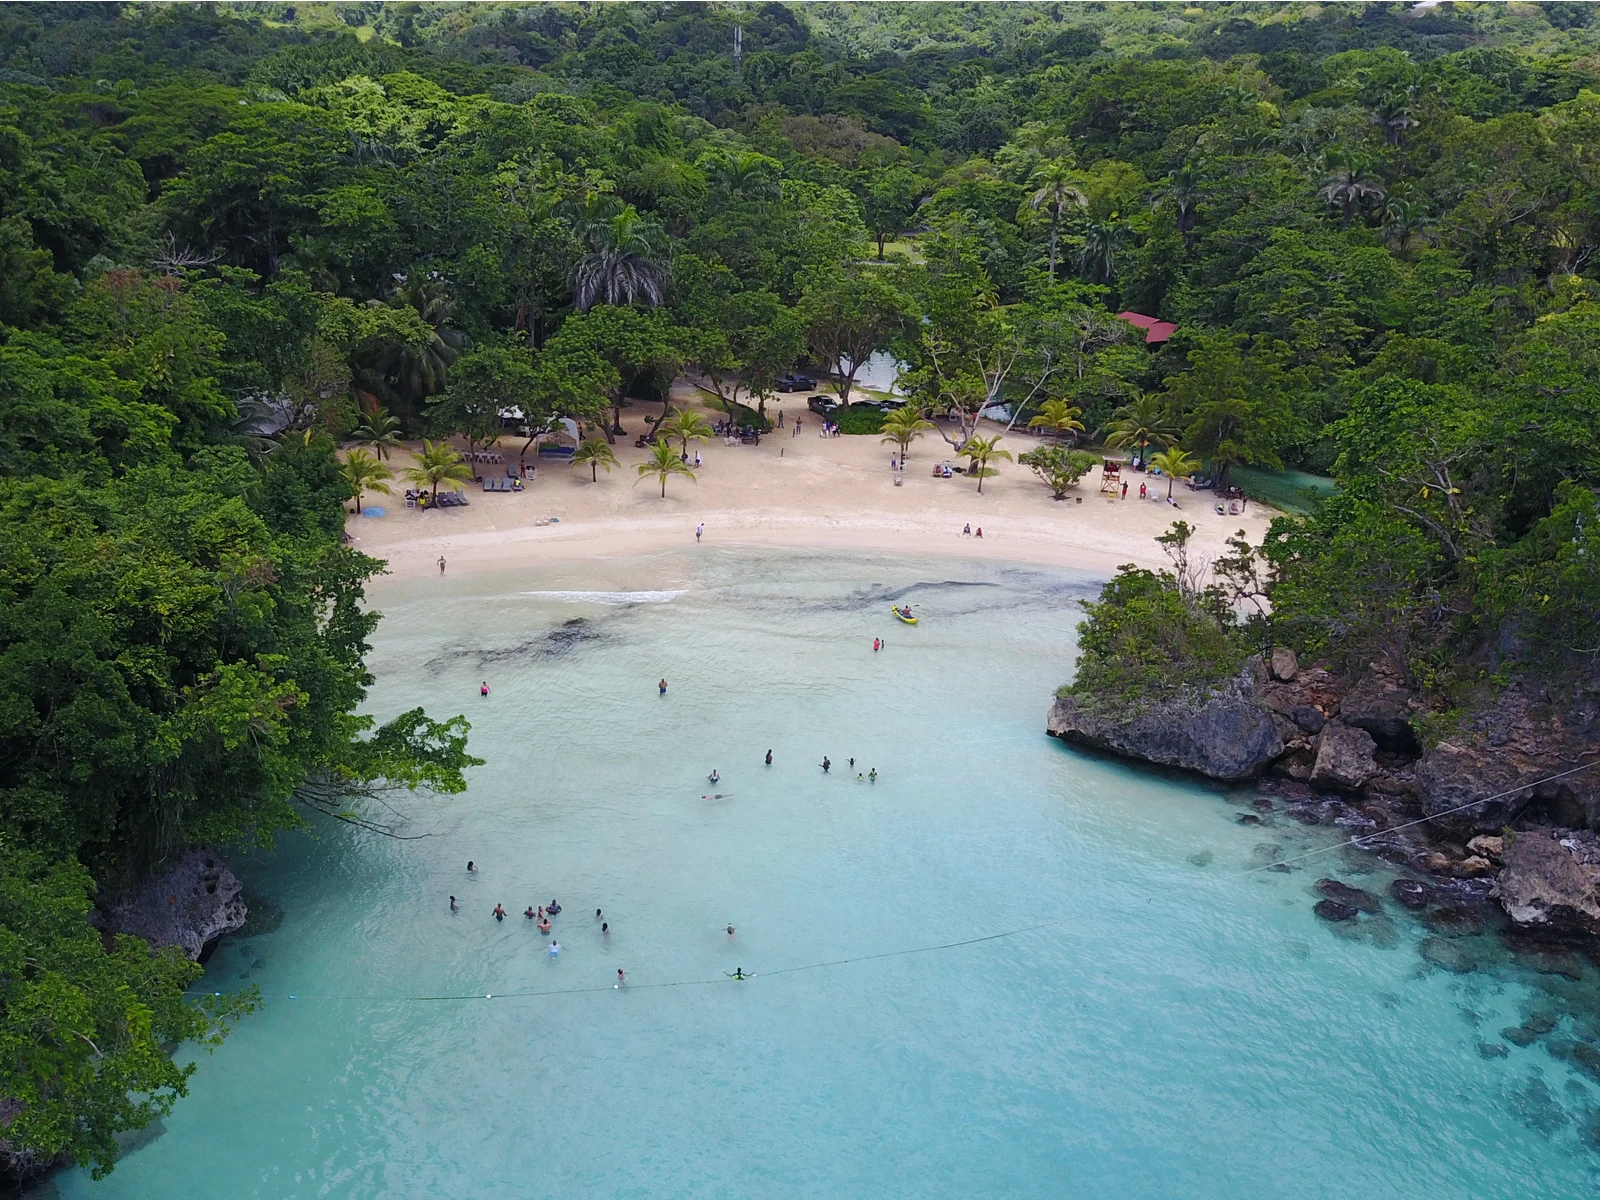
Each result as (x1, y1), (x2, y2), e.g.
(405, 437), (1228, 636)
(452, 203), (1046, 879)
(1121, 481), (1128, 499)
(696, 522), (703, 543)
(438, 556), (447, 575)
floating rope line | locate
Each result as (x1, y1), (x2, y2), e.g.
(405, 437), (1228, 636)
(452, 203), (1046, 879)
(1241, 757), (1600, 876)
(188, 917), (1071, 1004)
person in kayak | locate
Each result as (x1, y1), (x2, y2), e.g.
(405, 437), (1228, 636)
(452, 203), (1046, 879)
(727, 968), (748, 980)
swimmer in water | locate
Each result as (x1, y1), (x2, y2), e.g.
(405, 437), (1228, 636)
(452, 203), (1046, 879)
(493, 904), (506, 921)
(602, 922), (609, 936)
(764, 749), (772, 766)
(548, 941), (560, 957)
(708, 769), (720, 784)
(524, 906), (535, 920)
(857, 772), (864, 781)
(821, 756), (831, 773)
(727, 967), (748, 980)
(869, 768), (878, 782)
(596, 908), (603, 920)
(467, 861), (477, 873)
(659, 678), (668, 696)
(538, 917), (551, 934)
(726, 924), (736, 939)
(617, 968), (626, 986)
(548, 899), (561, 914)
(449, 896), (458, 911)
(480, 681), (489, 696)
(848, 757), (855, 769)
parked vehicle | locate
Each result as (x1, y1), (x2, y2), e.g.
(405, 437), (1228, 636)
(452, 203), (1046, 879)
(807, 394), (840, 416)
(777, 373), (818, 391)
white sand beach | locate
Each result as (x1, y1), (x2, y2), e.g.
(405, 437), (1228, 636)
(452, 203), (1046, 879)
(348, 388), (1275, 580)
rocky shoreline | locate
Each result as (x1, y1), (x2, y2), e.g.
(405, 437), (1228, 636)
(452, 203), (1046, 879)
(1, 850), (248, 1191)
(1048, 650), (1600, 939)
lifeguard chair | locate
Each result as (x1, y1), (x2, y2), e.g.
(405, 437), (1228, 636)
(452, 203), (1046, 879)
(1099, 459), (1122, 494)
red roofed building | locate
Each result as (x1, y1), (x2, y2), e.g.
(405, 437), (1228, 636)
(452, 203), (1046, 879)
(1116, 311), (1177, 345)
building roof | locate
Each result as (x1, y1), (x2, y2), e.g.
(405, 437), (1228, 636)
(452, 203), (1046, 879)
(1116, 311), (1178, 345)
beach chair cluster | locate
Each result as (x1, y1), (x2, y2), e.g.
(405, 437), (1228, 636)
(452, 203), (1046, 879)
(482, 476), (522, 493)
(406, 489), (469, 509)
(463, 450), (504, 464)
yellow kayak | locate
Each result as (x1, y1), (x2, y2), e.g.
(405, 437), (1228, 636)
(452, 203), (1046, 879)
(891, 605), (918, 625)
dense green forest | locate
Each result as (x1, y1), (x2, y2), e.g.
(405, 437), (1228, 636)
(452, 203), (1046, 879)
(2, 0), (1599, 1179)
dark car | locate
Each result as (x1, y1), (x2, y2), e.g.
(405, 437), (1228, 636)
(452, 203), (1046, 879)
(807, 394), (839, 416)
(777, 373), (818, 392)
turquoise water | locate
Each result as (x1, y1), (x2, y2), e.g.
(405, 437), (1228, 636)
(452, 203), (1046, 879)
(48, 551), (1598, 1199)
(1230, 466), (1339, 516)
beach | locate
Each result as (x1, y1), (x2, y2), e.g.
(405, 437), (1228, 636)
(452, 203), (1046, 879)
(348, 390), (1276, 579)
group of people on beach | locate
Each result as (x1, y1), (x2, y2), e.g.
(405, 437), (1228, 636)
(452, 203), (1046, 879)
(960, 524), (984, 538)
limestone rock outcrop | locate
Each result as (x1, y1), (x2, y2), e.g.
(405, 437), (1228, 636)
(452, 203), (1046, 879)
(1309, 721), (1378, 791)
(106, 848), (248, 961)
(1493, 827), (1600, 937)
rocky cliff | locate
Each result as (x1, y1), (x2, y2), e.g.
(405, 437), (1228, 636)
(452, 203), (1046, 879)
(1048, 652), (1600, 939)
(104, 847), (249, 961)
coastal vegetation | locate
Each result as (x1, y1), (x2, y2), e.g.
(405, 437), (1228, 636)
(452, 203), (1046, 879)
(4, 0), (1600, 1179)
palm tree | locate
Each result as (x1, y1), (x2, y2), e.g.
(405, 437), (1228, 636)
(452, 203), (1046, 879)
(1103, 394), (1178, 464)
(658, 408), (714, 458)
(1077, 220), (1126, 285)
(1027, 399), (1086, 443)
(1381, 198), (1435, 258)
(571, 438), (619, 482)
(342, 449), (393, 513)
(403, 439), (473, 503)
(1371, 88), (1418, 147)
(1317, 153), (1386, 229)
(1027, 159), (1087, 281)
(635, 439), (696, 498)
(349, 408), (406, 461)
(706, 150), (781, 202)
(1148, 446), (1201, 500)
(360, 274), (468, 414)
(1156, 163), (1202, 247)
(571, 207), (668, 312)
(880, 405), (934, 462)
(958, 434), (1012, 495)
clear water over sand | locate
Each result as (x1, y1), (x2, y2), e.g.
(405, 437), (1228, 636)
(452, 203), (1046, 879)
(49, 551), (1598, 1199)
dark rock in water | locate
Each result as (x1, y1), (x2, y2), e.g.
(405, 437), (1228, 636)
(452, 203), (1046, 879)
(1549, 1039), (1600, 1084)
(105, 848), (247, 961)
(1046, 672), (1285, 781)
(1424, 905), (1486, 939)
(1236, 813), (1262, 825)
(1310, 721), (1379, 791)
(1329, 915), (1400, 949)
(1391, 879), (1430, 909)
(236, 894), (284, 939)
(1252, 798), (1276, 814)
(1187, 850), (1215, 867)
(1419, 936), (1476, 974)
(1501, 1024), (1541, 1047)
(1289, 806), (1322, 825)
(1493, 827), (1600, 936)
(1477, 1041), (1510, 1059)
(1269, 863), (1294, 873)
(1316, 878), (1382, 914)
(1508, 944), (1585, 981)
(1314, 899), (1358, 922)
(1524, 1011), (1559, 1036)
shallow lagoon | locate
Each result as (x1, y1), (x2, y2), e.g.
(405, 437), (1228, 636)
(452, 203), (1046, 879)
(49, 550), (1599, 1199)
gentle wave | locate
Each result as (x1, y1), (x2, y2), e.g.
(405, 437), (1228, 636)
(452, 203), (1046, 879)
(520, 589), (686, 604)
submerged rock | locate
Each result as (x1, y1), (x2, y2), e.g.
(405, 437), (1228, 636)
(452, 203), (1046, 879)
(1315, 878), (1382, 914)
(1501, 1024), (1541, 1048)
(1493, 827), (1600, 936)
(105, 848), (247, 961)
(1478, 1041), (1510, 1059)
(1418, 936), (1476, 974)
(1508, 944), (1586, 981)
(1391, 879), (1430, 909)
(1423, 905), (1487, 939)
(1314, 899), (1358, 922)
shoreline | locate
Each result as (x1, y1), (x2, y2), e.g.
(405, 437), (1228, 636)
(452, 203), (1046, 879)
(346, 393), (1278, 583)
